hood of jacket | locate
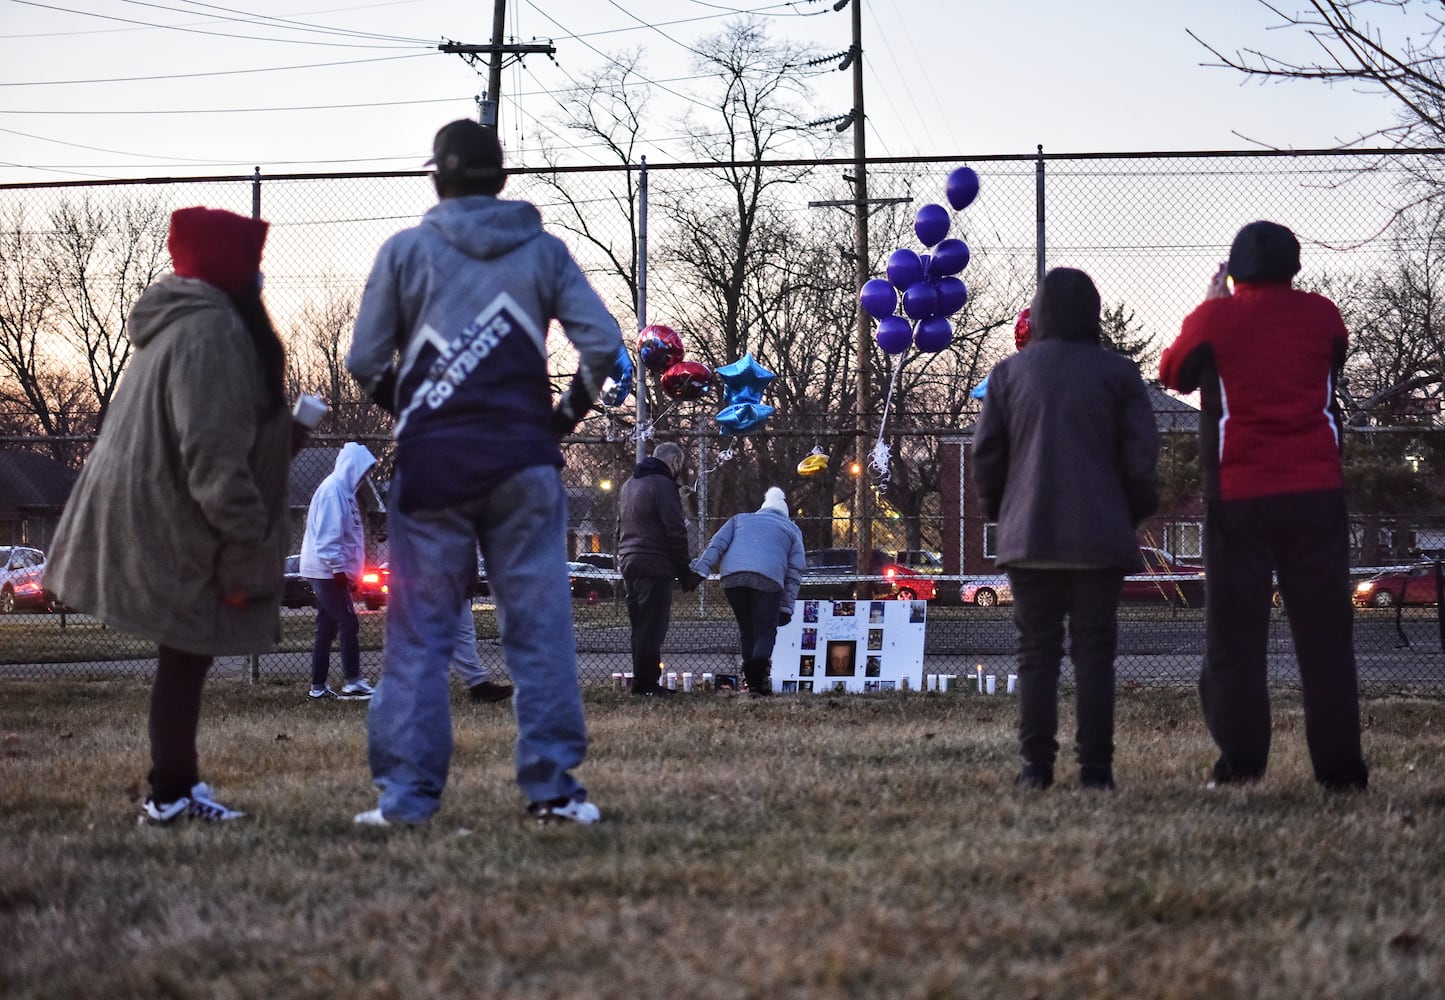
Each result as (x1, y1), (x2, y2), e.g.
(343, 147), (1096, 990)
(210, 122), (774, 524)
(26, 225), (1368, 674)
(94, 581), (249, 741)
(422, 196), (543, 262)
(632, 456), (675, 481)
(127, 275), (236, 350)
(1029, 267), (1102, 345)
(333, 441), (377, 492)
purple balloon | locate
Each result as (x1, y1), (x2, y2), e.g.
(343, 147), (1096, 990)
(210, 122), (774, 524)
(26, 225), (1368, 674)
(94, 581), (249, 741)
(935, 276), (968, 315)
(902, 282), (939, 320)
(859, 278), (898, 320)
(875, 315), (913, 355)
(886, 248), (924, 290)
(915, 316), (954, 352)
(932, 238), (970, 275)
(914, 203), (950, 248)
(946, 167), (980, 211)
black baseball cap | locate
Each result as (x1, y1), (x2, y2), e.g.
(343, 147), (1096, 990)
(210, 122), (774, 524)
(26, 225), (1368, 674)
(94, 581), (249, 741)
(426, 120), (504, 180)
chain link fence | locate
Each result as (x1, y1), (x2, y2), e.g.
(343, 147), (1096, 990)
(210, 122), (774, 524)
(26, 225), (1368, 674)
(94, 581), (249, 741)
(3, 150), (1444, 691)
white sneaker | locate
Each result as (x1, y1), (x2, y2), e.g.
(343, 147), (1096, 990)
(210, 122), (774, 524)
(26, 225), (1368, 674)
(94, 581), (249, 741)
(354, 808), (391, 827)
(141, 782), (244, 824)
(338, 678), (376, 700)
(527, 797), (601, 825)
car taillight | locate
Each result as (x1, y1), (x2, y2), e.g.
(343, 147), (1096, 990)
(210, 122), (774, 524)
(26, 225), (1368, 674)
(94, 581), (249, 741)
(362, 572), (380, 585)
(886, 568), (896, 578)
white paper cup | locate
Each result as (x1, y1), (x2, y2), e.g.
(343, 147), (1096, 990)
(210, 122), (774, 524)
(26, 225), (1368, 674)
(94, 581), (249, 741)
(682, 672), (693, 692)
(701, 672), (714, 691)
(1007, 673), (1018, 694)
(666, 671), (679, 690)
(940, 674), (955, 692)
(611, 672), (624, 689)
(292, 393), (329, 429)
(985, 674), (997, 695)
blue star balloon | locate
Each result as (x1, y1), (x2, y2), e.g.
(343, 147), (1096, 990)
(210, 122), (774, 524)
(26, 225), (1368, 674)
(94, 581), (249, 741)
(599, 345), (634, 407)
(715, 401), (775, 435)
(715, 353), (776, 406)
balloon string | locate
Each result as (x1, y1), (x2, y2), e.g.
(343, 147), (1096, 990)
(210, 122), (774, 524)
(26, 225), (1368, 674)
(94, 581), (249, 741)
(874, 353), (905, 453)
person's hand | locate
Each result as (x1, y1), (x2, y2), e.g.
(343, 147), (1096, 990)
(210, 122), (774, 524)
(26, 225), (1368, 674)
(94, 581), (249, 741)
(335, 571), (353, 592)
(679, 571), (704, 593)
(290, 419), (311, 457)
(778, 610), (792, 627)
(1205, 262), (1230, 301)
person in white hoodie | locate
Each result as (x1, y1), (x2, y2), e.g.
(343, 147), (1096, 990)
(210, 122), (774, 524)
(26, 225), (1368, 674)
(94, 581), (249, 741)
(300, 442), (378, 700)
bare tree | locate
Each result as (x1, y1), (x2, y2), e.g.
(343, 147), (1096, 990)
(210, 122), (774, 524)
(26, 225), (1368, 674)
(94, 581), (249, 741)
(1189, 0), (1445, 147)
(284, 288), (392, 440)
(43, 196), (169, 426)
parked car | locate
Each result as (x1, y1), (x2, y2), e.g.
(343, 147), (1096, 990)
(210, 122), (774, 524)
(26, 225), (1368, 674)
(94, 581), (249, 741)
(356, 563), (390, 610)
(281, 555), (317, 608)
(566, 561), (619, 600)
(961, 575), (1012, 607)
(574, 552), (617, 571)
(800, 548), (936, 601)
(1354, 563), (1440, 607)
(1122, 546), (1206, 607)
(894, 550), (944, 575)
(0, 545), (55, 613)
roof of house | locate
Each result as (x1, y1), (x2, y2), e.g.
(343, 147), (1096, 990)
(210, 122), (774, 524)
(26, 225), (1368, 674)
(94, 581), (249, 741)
(0, 451), (78, 512)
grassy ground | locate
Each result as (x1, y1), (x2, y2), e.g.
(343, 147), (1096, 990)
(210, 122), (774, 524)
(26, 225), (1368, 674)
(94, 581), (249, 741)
(2, 681), (1443, 999)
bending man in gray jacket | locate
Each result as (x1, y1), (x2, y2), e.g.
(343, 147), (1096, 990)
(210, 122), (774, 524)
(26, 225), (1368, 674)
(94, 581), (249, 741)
(692, 487), (806, 696)
(972, 267), (1159, 790)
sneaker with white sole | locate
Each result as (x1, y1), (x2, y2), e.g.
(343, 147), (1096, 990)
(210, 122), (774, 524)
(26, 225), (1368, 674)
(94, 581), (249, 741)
(353, 807), (425, 828)
(526, 797), (601, 825)
(338, 678), (375, 700)
(140, 782), (245, 824)
(309, 686), (339, 700)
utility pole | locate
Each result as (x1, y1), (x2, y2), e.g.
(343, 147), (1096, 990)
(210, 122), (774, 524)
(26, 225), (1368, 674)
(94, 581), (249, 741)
(438, 0), (554, 129)
(848, 0), (873, 574)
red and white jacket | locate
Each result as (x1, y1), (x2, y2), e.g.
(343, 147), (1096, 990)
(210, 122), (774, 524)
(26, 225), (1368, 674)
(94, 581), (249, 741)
(1159, 282), (1347, 501)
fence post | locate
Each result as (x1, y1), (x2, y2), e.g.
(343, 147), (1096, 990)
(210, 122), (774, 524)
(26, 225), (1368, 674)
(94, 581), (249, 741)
(249, 652), (260, 684)
(635, 157), (649, 465)
(1035, 144), (1046, 282)
(696, 430), (708, 616)
(251, 166), (261, 220)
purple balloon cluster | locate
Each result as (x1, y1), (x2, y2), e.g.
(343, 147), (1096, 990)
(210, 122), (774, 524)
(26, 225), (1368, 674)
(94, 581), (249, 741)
(859, 166), (979, 355)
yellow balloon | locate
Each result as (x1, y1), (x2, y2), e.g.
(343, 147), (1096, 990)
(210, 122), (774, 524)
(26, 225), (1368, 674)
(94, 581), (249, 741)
(797, 453), (830, 477)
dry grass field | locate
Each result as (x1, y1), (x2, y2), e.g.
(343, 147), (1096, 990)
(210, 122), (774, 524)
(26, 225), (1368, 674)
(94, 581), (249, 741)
(2, 679), (1443, 999)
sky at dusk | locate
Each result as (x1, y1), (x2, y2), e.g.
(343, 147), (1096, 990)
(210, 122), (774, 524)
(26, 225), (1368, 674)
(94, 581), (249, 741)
(0, 0), (1421, 186)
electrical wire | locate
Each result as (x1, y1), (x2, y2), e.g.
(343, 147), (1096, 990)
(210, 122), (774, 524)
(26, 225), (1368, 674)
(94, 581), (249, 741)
(2, 0), (423, 38)
(8, 0), (426, 48)
(154, 0), (432, 44)
(0, 50), (435, 87)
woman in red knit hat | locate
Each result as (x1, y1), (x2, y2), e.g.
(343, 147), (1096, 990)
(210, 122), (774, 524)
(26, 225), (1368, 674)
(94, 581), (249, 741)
(49, 206), (296, 823)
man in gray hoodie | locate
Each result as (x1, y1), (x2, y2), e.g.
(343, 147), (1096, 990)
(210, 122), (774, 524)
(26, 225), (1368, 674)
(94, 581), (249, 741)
(973, 268), (1159, 791)
(347, 120), (621, 826)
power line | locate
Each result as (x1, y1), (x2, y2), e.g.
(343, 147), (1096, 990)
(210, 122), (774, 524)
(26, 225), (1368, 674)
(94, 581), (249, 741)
(2, 0), (423, 38)
(9, 0), (426, 48)
(152, 0), (431, 44)
(0, 50), (435, 87)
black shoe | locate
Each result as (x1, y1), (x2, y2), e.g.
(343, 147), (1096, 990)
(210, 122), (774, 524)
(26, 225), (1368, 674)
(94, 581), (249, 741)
(469, 681), (514, 703)
(1079, 764), (1115, 790)
(1207, 757), (1263, 788)
(1015, 763), (1054, 790)
(631, 685), (676, 697)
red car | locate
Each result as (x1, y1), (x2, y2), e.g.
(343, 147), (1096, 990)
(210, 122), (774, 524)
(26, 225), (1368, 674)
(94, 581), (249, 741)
(1122, 547), (1206, 607)
(1353, 564), (1439, 607)
(355, 564), (389, 611)
(880, 561), (936, 601)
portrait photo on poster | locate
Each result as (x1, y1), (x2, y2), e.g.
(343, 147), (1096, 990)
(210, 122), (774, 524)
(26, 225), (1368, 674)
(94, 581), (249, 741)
(869, 601), (885, 624)
(826, 640), (857, 677)
(799, 655), (815, 677)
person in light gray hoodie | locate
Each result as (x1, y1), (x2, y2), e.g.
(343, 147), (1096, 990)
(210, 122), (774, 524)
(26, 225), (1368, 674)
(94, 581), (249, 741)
(692, 486), (806, 696)
(299, 441), (378, 701)
(972, 267), (1159, 791)
(346, 120), (620, 827)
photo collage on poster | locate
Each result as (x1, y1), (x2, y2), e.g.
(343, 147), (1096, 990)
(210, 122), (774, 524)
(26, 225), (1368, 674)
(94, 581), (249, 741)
(773, 598), (926, 693)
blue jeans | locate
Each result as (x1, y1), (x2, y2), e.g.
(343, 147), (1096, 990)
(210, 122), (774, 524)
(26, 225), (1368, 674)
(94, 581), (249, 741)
(366, 465), (589, 822)
(309, 575), (360, 689)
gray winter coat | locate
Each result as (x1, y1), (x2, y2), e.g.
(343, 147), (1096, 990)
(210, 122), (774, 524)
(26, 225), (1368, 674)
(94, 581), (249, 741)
(48, 275), (292, 655)
(972, 301), (1159, 571)
(692, 509), (806, 606)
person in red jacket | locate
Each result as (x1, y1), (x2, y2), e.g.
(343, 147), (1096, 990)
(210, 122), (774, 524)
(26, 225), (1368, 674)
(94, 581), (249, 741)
(1159, 220), (1368, 791)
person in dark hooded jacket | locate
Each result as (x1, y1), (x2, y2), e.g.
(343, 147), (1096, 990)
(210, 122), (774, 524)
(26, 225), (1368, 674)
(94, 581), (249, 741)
(617, 442), (701, 696)
(973, 267), (1159, 790)
(1160, 221), (1368, 792)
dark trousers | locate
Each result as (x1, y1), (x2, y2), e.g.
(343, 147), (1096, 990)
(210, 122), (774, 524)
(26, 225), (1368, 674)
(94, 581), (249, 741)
(148, 646), (212, 802)
(1007, 568), (1124, 771)
(624, 575), (673, 690)
(724, 586), (784, 661)
(309, 575), (361, 688)
(1202, 489), (1368, 787)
